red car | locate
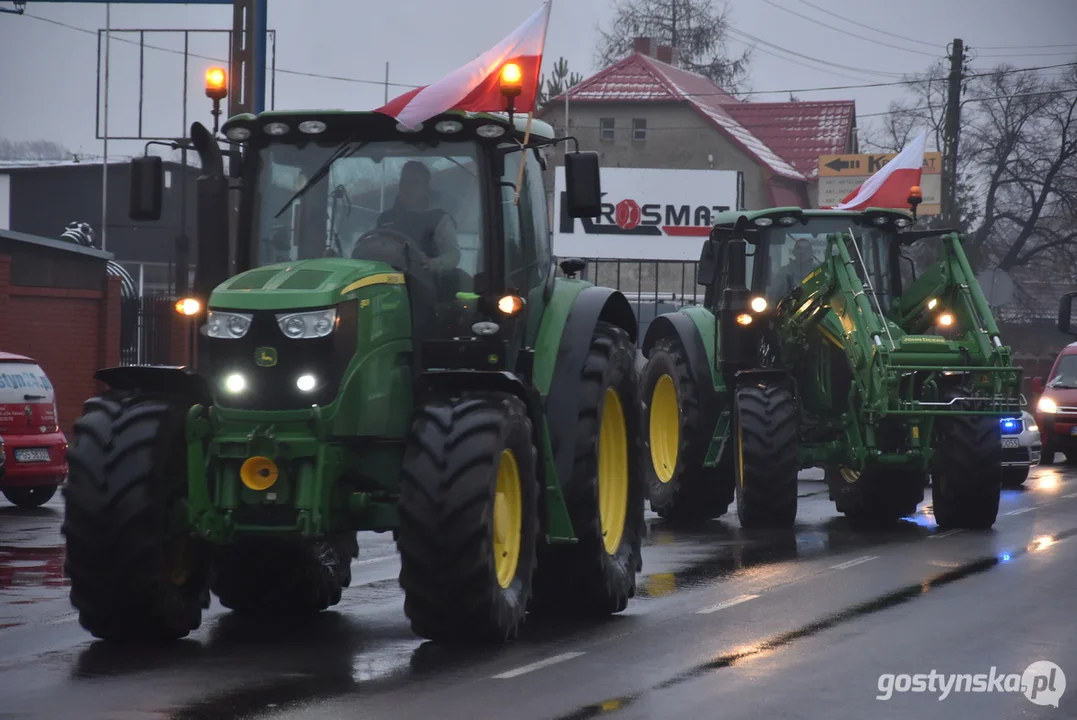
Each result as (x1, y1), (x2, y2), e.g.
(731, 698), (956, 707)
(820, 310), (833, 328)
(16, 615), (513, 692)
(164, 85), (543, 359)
(1032, 342), (1077, 465)
(0, 352), (68, 507)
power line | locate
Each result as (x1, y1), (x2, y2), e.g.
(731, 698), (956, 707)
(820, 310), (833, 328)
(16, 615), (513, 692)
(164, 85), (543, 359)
(22, 12), (423, 90)
(758, 0), (941, 58)
(725, 25), (908, 79)
(789, 0), (944, 50)
(978, 43), (1077, 50)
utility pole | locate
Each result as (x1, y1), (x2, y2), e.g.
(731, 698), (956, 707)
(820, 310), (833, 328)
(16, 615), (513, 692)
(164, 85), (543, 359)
(941, 38), (965, 227)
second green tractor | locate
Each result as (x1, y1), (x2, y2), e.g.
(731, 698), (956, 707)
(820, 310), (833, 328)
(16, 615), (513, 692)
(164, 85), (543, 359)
(639, 204), (1021, 531)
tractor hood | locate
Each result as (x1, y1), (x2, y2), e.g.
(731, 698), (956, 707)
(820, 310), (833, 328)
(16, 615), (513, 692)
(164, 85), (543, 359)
(208, 257), (400, 311)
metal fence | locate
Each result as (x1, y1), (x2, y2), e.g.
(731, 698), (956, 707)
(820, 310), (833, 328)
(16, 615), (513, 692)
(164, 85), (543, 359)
(578, 259), (705, 343)
(119, 293), (175, 366)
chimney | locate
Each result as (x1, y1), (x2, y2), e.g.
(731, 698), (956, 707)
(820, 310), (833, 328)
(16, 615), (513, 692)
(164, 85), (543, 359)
(655, 45), (673, 63)
(632, 37), (655, 56)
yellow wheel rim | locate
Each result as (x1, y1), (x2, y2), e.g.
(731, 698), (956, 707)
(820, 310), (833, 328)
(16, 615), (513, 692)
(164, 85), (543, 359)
(493, 449), (523, 589)
(649, 374), (680, 483)
(167, 535), (192, 586)
(598, 387), (629, 555)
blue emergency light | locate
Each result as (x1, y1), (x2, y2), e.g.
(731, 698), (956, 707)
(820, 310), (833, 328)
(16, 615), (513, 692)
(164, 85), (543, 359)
(1000, 416), (1021, 434)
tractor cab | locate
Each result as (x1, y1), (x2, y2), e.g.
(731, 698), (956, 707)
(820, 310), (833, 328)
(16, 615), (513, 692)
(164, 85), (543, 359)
(702, 208), (915, 320)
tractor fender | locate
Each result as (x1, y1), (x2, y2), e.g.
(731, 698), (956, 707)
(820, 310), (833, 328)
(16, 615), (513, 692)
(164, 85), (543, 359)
(94, 365), (214, 406)
(641, 311), (719, 417)
(545, 286), (637, 498)
(416, 369), (550, 534)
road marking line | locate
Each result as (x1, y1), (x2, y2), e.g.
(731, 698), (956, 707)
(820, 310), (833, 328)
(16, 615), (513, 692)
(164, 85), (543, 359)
(928, 529), (965, 540)
(1063, 492), (1077, 499)
(492, 651), (586, 679)
(830, 555), (878, 570)
(696, 593), (760, 615)
(353, 555), (396, 566)
(1004, 507), (1034, 516)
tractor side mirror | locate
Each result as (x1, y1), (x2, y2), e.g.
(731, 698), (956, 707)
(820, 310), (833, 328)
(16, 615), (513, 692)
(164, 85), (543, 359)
(129, 155), (163, 222)
(1058, 291), (1077, 336)
(1032, 377), (1045, 395)
(564, 151), (601, 218)
(697, 237), (720, 286)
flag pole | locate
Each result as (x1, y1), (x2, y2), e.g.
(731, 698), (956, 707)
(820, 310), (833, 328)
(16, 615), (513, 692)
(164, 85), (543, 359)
(514, 111), (534, 204)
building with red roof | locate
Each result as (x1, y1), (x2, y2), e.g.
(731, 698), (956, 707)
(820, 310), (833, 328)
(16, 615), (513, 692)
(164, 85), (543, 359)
(539, 38), (858, 210)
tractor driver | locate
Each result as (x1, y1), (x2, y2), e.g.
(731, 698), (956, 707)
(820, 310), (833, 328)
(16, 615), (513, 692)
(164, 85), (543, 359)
(374, 160), (462, 294)
(772, 237), (819, 298)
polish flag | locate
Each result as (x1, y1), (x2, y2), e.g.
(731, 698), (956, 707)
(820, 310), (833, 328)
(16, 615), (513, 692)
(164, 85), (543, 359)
(830, 130), (928, 210)
(376, 1), (552, 130)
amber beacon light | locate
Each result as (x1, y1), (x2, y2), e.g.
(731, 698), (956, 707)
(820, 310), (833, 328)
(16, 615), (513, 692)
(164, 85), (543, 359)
(499, 62), (523, 98)
(205, 66), (228, 100)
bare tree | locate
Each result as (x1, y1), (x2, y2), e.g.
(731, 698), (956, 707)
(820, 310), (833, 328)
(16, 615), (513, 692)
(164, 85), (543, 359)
(865, 62), (1077, 276)
(536, 57), (584, 112)
(0, 138), (73, 161)
(595, 0), (752, 93)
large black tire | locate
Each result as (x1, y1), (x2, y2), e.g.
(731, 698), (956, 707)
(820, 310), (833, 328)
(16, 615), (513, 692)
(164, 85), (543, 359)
(61, 393), (211, 642)
(2, 485), (58, 508)
(396, 393), (539, 644)
(210, 533), (358, 615)
(640, 336), (733, 524)
(733, 383), (799, 529)
(530, 321), (645, 617)
(931, 412), (1002, 529)
(827, 467), (926, 529)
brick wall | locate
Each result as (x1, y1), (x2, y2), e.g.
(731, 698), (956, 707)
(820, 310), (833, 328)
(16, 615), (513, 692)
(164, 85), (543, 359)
(0, 255), (121, 438)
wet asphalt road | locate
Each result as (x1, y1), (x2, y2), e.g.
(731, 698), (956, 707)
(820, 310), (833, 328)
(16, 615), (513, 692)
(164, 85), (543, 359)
(2, 464), (1076, 720)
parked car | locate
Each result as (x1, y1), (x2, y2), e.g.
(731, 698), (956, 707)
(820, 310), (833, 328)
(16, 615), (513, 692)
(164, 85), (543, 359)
(1032, 342), (1077, 465)
(1001, 410), (1041, 486)
(0, 353), (68, 507)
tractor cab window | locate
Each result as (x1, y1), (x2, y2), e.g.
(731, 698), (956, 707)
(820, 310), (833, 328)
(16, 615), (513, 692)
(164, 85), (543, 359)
(252, 138), (487, 340)
(254, 139), (484, 290)
(762, 219), (896, 313)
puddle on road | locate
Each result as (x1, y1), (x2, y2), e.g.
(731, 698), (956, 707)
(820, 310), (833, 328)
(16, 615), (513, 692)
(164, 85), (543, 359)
(638, 517), (933, 600)
(0, 545), (67, 590)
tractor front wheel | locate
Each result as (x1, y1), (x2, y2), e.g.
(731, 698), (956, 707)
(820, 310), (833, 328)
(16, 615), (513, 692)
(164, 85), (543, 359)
(531, 321), (645, 617)
(640, 337), (733, 524)
(931, 412), (1002, 529)
(62, 393), (211, 642)
(397, 393), (539, 644)
(733, 383), (799, 530)
(828, 467), (926, 529)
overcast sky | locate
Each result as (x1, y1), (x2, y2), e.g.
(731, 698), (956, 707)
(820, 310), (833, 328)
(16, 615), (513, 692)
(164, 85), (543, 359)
(1, 0), (1075, 162)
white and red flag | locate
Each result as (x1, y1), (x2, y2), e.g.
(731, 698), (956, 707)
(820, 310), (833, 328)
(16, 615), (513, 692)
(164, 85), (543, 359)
(376, 1), (552, 129)
(829, 130), (928, 210)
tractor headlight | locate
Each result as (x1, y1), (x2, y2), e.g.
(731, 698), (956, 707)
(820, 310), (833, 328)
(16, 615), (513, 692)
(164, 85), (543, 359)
(224, 373), (247, 393)
(276, 308), (337, 339)
(207, 310), (253, 339)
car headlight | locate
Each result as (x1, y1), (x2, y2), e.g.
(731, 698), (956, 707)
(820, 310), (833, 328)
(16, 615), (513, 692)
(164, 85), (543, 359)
(276, 308), (337, 339)
(1037, 396), (1058, 414)
(207, 310), (253, 339)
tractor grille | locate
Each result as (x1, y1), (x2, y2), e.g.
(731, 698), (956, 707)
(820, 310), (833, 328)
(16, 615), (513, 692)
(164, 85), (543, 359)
(206, 300), (358, 411)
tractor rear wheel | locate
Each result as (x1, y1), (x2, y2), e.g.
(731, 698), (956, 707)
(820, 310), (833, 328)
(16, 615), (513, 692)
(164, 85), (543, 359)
(530, 322), (645, 617)
(733, 383), (799, 530)
(640, 337), (733, 524)
(210, 533), (357, 615)
(397, 393), (539, 644)
(931, 412), (1002, 529)
(61, 392), (211, 642)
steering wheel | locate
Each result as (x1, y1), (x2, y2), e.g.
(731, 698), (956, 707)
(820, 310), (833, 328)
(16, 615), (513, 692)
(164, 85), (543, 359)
(350, 227), (430, 270)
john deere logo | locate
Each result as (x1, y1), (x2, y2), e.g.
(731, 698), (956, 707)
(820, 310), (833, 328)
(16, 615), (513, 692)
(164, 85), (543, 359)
(254, 347), (277, 367)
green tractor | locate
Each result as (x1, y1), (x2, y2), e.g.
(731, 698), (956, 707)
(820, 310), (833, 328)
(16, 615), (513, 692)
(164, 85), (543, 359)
(61, 108), (646, 644)
(638, 204), (1022, 530)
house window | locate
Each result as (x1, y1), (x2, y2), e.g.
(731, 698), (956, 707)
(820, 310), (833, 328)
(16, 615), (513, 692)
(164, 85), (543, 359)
(632, 118), (647, 141)
(599, 118), (615, 142)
